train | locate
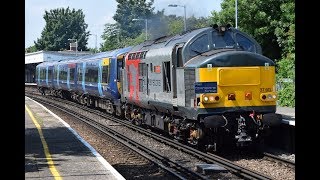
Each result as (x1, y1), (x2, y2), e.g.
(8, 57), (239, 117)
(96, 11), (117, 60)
(36, 24), (282, 151)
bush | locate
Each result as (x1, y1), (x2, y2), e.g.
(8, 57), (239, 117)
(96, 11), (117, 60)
(277, 82), (295, 107)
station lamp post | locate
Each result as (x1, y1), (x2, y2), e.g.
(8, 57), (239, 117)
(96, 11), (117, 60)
(68, 38), (78, 56)
(235, 0), (238, 29)
(168, 4), (187, 32)
(132, 18), (148, 40)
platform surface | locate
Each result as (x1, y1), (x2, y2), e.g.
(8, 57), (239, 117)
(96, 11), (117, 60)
(25, 96), (125, 180)
(277, 106), (295, 126)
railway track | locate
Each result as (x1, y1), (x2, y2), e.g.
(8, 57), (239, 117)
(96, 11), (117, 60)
(26, 93), (210, 179)
(26, 91), (275, 179)
(263, 152), (295, 168)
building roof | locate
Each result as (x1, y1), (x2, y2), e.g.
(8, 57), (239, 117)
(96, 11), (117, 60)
(25, 50), (93, 64)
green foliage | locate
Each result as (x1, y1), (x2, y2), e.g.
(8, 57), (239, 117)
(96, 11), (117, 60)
(277, 82), (295, 107)
(101, 1), (211, 51)
(34, 7), (90, 51)
(187, 16), (210, 30)
(101, 23), (122, 51)
(274, 1), (295, 107)
(87, 47), (99, 53)
(121, 34), (146, 47)
(168, 17), (184, 35)
(113, 0), (154, 38)
(25, 45), (37, 53)
(209, 0), (284, 60)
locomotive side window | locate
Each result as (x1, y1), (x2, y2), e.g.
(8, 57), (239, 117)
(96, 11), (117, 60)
(139, 79), (143, 92)
(212, 31), (235, 48)
(177, 47), (183, 67)
(150, 63), (153, 72)
(235, 33), (256, 52)
(138, 63), (147, 76)
(102, 65), (109, 84)
(190, 34), (209, 57)
(163, 61), (171, 92)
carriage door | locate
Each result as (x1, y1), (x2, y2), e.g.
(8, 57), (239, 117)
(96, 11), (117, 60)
(172, 44), (184, 108)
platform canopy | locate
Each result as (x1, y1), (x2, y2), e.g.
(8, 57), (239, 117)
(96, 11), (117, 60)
(25, 50), (92, 64)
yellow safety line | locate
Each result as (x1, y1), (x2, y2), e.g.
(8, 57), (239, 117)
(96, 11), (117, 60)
(25, 105), (62, 180)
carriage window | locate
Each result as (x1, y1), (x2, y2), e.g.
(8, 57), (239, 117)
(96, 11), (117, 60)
(54, 66), (58, 80)
(117, 60), (123, 80)
(85, 66), (98, 83)
(48, 68), (53, 80)
(190, 34), (209, 57)
(77, 65), (83, 82)
(69, 68), (75, 81)
(59, 66), (68, 81)
(102, 65), (109, 83)
(40, 68), (46, 79)
(236, 33), (256, 52)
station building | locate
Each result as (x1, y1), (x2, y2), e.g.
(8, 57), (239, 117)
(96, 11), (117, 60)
(25, 50), (92, 83)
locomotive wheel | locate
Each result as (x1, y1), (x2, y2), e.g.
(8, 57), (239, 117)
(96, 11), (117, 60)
(188, 125), (204, 146)
(106, 101), (115, 115)
(115, 105), (124, 118)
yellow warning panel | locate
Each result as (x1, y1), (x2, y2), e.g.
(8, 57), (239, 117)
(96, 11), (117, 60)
(218, 67), (260, 86)
(102, 58), (110, 66)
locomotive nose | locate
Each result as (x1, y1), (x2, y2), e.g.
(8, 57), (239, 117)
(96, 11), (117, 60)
(200, 50), (275, 68)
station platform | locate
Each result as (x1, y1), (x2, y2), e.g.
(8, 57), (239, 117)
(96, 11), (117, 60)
(25, 96), (125, 180)
(277, 106), (295, 126)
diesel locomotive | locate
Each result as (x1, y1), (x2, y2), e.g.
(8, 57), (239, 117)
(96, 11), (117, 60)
(36, 25), (282, 151)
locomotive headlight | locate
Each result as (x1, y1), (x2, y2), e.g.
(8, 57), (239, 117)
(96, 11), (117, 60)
(202, 94), (220, 103)
(267, 94), (272, 99)
(260, 93), (277, 101)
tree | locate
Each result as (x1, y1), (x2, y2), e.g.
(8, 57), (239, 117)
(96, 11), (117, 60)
(185, 16), (210, 31)
(101, 0), (155, 51)
(34, 7), (90, 51)
(209, 0), (285, 60)
(113, 0), (154, 38)
(25, 45), (37, 53)
(101, 23), (121, 51)
(274, 1), (295, 107)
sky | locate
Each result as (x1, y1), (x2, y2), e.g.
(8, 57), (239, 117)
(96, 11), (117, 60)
(25, 0), (222, 49)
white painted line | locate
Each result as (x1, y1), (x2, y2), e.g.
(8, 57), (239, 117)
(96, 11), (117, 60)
(25, 96), (126, 180)
(282, 119), (295, 126)
(25, 83), (37, 86)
